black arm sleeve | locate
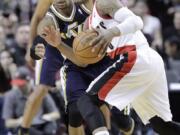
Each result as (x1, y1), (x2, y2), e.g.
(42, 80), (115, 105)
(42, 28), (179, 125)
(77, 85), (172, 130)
(30, 35), (47, 60)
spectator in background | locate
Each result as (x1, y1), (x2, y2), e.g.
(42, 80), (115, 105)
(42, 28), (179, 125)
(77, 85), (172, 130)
(163, 11), (180, 41)
(0, 26), (6, 51)
(0, 49), (17, 93)
(134, 0), (163, 50)
(0, 49), (16, 135)
(164, 36), (180, 70)
(17, 0), (31, 22)
(167, 0), (180, 15)
(8, 23), (30, 66)
(2, 67), (60, 135)
(0, 11), (18, 38)
(165, 36), (180, 61)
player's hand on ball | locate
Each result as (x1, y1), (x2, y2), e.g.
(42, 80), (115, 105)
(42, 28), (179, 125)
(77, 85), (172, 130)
(90, 28), (114, 57)
(35, 43), (45, 58)
(41, 26), (61, 48)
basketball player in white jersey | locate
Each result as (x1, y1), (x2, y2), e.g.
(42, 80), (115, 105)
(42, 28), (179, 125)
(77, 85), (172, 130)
(84, 0), (180, 135)
(41, 0), (180, 135)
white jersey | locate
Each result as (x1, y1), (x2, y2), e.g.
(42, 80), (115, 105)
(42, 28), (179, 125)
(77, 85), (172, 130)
(89, 3), (149, 53)
(86, 1), (172, 124)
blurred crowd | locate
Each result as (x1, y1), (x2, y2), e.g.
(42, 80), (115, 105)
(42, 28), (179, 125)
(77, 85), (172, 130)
(0, 0), (179, 135)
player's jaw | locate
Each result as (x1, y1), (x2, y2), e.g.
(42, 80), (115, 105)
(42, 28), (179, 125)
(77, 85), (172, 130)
(54, 0), (72, 9)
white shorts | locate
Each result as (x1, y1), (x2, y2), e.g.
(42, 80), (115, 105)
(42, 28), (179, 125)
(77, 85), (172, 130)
(87, 45), (172, 124)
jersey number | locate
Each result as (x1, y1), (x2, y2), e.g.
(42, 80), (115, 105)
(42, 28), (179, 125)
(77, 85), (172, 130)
(66, 22), (83, 38)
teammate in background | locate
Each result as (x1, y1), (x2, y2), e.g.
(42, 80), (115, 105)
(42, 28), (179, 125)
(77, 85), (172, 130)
(42, 0), (180, 135)
(20, 0), (112, 135)
(25, 0), (53, 68)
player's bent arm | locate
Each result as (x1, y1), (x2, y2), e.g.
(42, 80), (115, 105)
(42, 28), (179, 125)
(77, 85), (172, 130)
(56, 42), (88, 67)
(39, 18), (88, 67)
(96, 0), (143, 36)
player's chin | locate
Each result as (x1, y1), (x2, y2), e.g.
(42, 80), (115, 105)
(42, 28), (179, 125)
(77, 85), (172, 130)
(57, 3), (67, 9)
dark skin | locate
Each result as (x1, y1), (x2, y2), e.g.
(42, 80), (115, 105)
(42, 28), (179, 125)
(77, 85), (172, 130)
(25, 0), (93, 68)
(21, 0), (93, 130)
(41, 0), (123, 63)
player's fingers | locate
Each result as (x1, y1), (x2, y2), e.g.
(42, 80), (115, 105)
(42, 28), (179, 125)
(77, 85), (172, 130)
(36, 44), (45, 48)
(36, 46), (45, 51)
(98, 42), (109, 57)
(35, 48), (45, 54)
(37, 53), (45, 58)
(35, 48), (45, 53)
(81, 33), (96, 45)
(41, 36), (48, 43)
(89, 28), (102, 46)
(50, 25), (56, 33)
(95, 38), (105, 50)
(43, 27), (51, 35)
(90, 34), (102, 45)
(35, 52), (45, 58)
(40, 33), (46, 39)
(91, 36), (102, 52)
(35, 49), (45, 54)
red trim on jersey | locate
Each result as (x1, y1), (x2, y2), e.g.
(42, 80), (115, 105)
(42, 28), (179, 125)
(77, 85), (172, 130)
(98, 45), (137, 100)
(107, 45), (136, 59)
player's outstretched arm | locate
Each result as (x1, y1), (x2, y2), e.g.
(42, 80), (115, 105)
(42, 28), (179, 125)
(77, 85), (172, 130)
(38, 16), (88, 67)
(41, 26), (88, 67)
(25, 0), (53, 67)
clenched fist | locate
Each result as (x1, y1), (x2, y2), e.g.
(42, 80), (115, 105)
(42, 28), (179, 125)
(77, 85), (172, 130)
(35, 43), (45, 58)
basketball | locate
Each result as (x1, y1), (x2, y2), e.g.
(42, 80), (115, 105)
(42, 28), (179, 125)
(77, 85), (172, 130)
(73, 31), (105, 64)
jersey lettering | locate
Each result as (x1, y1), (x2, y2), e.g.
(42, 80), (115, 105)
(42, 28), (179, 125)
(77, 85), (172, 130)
(62, 22), (83, 39)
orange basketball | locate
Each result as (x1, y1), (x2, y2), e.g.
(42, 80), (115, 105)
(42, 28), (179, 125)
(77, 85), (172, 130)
(73, 31), (105, 64)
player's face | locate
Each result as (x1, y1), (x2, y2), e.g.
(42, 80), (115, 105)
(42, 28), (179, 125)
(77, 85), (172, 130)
(134, 1), (148, 16)
(0, 51), (13, 68)
(53, 0), (72, 9)
(174, 12), (180, 29)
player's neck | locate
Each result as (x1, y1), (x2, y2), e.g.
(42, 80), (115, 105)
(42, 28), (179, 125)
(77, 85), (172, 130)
(83, 0), (93, 11)
(53, 4), (74, 17)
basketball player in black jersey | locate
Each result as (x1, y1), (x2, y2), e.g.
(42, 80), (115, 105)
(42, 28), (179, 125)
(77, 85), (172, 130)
(19, 0), (112, 135)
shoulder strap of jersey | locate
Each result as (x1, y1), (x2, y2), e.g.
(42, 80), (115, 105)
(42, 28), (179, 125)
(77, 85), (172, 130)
(50, 4), (76, 22)
(46, 11), (59, 29)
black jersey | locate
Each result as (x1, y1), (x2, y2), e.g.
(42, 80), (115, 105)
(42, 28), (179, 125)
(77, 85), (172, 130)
(47, 4), (90, 47)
